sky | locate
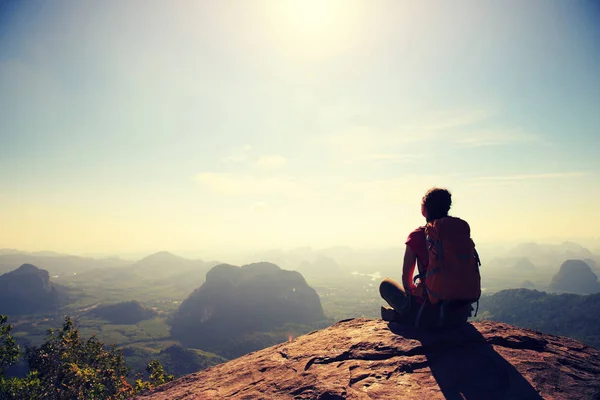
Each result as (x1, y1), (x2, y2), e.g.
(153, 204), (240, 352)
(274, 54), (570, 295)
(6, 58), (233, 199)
(1, 0), (599, 257)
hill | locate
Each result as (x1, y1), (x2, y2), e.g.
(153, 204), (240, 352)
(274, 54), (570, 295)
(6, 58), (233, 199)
(506, 242), (595, 270)
(170, 262), (326, 358)
(0, 264), (63, 315)
(296, 255), (342, 278)
(86, 301), (157, 324)
(511, 257), (536, 271)
(58, 251), (220, 305)
(155, 345), (226, 377)
(0, 251), (129, 276)
(549, 259), (600, 294)
(100, 251), (219, 290)
(478, 288), (600, 348)
(136, 318), (600, 399)
(121, 343), (227, 378)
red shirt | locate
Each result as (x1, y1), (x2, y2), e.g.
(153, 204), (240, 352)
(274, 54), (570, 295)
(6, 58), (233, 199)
(403, 226), (429, 292)
(406, 226), (429, 272)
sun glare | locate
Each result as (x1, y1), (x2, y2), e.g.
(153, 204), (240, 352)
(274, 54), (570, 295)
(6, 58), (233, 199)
(264, 0), (364, 57)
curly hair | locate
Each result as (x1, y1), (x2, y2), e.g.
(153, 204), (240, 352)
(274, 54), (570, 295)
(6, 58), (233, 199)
(421, 187), (452, 222)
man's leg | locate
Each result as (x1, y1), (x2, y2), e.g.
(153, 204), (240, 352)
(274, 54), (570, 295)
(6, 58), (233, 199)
(379, 278), (409, 313)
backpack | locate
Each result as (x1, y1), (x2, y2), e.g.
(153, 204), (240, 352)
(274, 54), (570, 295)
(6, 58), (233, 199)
(420, 216), (482, 306)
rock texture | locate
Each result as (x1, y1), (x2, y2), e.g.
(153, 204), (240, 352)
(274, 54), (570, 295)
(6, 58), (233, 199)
(549, 259), (600, 294)
(137, 318), (600, 400)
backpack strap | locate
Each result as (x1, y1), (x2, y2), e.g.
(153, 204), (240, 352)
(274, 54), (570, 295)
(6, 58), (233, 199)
(413, 267), (441, 284)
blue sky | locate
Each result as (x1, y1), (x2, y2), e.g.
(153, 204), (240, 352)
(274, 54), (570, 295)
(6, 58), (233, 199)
(1, 0), (599, 256)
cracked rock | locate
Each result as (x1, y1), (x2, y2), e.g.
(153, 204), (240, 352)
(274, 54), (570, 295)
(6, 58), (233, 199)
(135, 318), (600, 400)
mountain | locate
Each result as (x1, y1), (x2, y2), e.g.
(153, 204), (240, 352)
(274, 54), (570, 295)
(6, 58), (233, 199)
(66, 251), (219, 291)
(85, 301), (157, 324)
(170, 262), (326, 358)
(549, 259), (600, 294)
(519, 279), (536, 289)
(296, 255), (342, 277)
(511, 257), (536, 271)
(0, 251), (130, 276)
(478, 288), (600, 348)
(584, 258), (599, 273)
(507, 242), (594, 270)
(135, 318), (600, 399)
(0, 264), (63, 315)
(126, 251), (217, 281)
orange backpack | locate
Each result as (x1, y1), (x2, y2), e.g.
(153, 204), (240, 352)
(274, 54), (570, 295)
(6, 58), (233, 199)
(420, 216), (481, 305)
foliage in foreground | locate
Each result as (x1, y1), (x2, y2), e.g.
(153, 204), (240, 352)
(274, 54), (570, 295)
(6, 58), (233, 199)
(0, 315), (174, 399)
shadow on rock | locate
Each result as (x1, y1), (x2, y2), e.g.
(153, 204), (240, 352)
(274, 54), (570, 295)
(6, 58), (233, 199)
(387, 322), (543, 400)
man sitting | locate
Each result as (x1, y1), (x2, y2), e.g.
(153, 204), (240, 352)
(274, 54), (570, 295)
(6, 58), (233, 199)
(379, 187), (481, 328)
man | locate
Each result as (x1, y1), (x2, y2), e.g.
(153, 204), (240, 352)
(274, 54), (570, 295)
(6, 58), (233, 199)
(379, 188), (480, 327)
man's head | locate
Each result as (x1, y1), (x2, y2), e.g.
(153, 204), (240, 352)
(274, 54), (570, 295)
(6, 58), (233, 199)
(421, 187), (452, 222)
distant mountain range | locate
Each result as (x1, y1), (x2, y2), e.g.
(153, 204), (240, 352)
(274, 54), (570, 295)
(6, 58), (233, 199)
(0, 250), (221, 295)
(0, 251), (130, 276)
(3, 239), (599, 277)
(502, 241), (597, 269)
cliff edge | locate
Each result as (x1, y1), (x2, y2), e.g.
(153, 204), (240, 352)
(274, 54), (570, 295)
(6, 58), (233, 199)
(136, 318), (600, 399)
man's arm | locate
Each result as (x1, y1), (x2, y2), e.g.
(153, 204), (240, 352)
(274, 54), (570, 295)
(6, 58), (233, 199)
(402, 244), (417, 293)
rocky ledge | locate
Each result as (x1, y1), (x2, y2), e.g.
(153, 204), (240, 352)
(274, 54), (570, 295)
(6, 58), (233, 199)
(136, 318), (600, 399)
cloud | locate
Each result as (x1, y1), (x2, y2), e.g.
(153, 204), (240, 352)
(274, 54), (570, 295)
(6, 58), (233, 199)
(467, 172), (588, 186)
(363, 153), (423, 163)
(310, 126), (422, 164)
(421, 109), (492, 131)
(310, 109), (531, 165)
(455, 129), (543, 147)
(196, 172), (305, 197)
(343, 174), (457, 204)
(222, 145), (252, 163)
(256, 154), (287, 170)
(408, 109), (547, 148)
(222, 147), (288, 171)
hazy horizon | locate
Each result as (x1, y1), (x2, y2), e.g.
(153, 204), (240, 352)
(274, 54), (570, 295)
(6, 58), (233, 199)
(1, 1), (599, 255)
(2, 235), (599, 265)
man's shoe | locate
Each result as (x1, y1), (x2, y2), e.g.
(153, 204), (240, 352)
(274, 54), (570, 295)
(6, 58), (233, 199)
(381, 306), (401, 322)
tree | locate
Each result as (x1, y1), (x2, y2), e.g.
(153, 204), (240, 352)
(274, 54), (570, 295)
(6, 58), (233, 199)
(0, 315), (174, 399)
(25, 316), (134, 399)
(134, 360), (174, 393)
(1, 315), (42, 399)
(0, 315), (20, 375)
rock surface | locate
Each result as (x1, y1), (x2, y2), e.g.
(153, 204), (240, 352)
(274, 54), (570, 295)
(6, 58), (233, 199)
(136, 318), (600, 400)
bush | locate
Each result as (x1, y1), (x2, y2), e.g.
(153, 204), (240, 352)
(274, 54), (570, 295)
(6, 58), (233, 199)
(0, 315), (174, 400)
